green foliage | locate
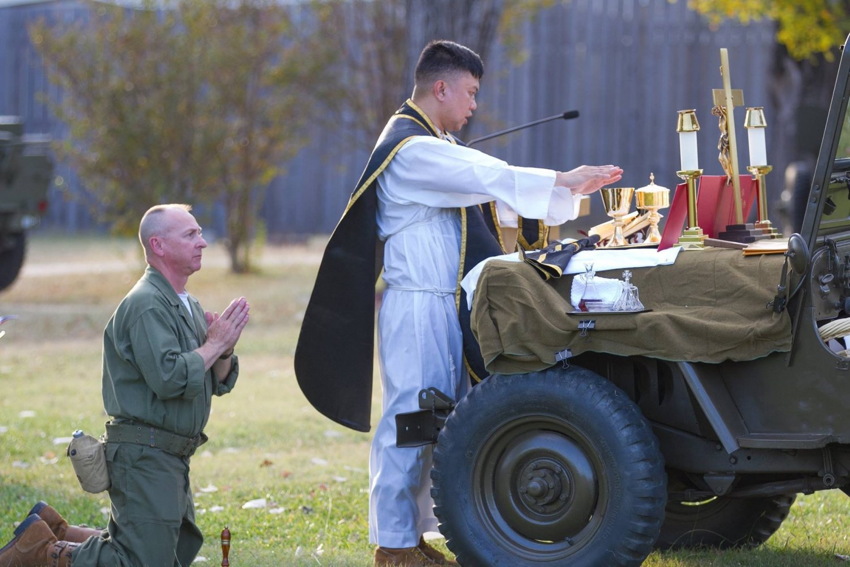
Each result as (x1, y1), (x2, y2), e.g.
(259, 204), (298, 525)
(505, 0), (848, 63)
(28, 0), (337, 272)
(687, 0), (850, 60)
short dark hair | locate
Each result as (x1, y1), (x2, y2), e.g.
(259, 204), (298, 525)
(414, 40), (484, 88)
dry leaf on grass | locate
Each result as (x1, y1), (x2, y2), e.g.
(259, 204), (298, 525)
(241, 498), (267, 509)
(39, 454), (58, 465)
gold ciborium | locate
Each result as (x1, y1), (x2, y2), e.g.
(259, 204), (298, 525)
(599, 187), (635, 247)
(635, 173), (670, 244)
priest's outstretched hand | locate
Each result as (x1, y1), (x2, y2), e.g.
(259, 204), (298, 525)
(557, 165), (624, 195)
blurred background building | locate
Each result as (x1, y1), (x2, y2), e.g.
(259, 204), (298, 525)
(1, 0), (799, 239)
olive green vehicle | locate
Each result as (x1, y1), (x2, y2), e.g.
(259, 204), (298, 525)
(0, 116), (51, 291)
(426, 34), (850, 567)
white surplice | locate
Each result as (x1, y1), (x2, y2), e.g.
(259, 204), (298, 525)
(368, 135), (582, 548)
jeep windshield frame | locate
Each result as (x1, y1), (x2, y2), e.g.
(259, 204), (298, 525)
(805, 33), (850, 248)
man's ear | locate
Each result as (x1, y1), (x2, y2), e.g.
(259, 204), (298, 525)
(433, 79), (447, 101)
(149, 236), (165, 257)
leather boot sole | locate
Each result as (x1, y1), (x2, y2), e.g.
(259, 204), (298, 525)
(13, 502), (48, 537)
(0, 514), (40, 555)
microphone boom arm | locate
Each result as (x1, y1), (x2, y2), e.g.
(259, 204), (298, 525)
(466, 110), (579, 147)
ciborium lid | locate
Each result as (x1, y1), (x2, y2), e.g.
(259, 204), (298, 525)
(636, 173), (668, 194)
(635, 173), (670, 208)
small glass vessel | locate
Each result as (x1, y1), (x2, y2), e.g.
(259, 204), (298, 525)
(613, 270), (645, 311)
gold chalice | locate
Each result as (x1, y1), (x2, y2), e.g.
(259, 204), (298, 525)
(635, 173), (670, 244)
(599, 187), (634, 247)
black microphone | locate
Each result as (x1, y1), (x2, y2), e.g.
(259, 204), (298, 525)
(467, 110), (580, 146)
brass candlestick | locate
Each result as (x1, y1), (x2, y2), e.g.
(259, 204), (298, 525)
(747, 164), (781, 238)
(744, 106), (780, 239)
(676, 169), (706, 249)
(599, 187), (635, 247)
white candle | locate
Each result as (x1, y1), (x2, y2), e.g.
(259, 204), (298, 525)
(745, 106), (768, 166)
(677, 109), (700, 172)
(679, 131), (699, 171)
(747, 124), (767, 166)
(747, 128), (767, 165)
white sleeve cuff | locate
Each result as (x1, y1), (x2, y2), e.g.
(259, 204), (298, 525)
(543, 186), (582, 226)
(495, 200), (518, 228)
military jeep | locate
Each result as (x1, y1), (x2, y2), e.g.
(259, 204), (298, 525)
(0, 116), (51, 292)
(428, 35), (850, 567)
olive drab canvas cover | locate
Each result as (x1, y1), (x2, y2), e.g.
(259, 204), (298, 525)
(471, 247), (792, 375)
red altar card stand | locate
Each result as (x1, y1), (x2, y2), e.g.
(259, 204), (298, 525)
(658, 175), (758, 250)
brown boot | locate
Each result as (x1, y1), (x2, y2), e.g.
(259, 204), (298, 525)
(375, 541), (458, 566)
(0, 514), (79, 567)
(375, 545), (437, 566)
(416, 537), (458, 566)
(18, 502), (102, 543)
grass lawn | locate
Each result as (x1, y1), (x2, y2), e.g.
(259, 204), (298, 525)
(1, 233), (850, 566)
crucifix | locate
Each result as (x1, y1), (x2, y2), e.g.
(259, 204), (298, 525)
(712, 48), (776, 243)
(712, 48), (745, 225)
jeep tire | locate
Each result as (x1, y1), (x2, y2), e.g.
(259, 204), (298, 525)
(431, 368), (667, 566)
(656, 472), (795, 550)
(0, 232), (25, 292)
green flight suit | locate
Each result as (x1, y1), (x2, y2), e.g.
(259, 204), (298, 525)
(72, 266), (239, 567)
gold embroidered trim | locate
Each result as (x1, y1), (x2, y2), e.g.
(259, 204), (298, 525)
(405, 99), (441, 136)
(343, 100), (440, 216)
(517, 218), (549, 250)
(487, 202), (507, 252)
(343, 133), (417, 216)
(455, 207), (468, 314)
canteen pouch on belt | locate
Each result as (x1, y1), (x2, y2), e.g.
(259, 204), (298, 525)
(67, 430), (110, 493)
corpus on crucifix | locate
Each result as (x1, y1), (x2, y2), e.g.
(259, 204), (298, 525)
(712, 48), (777, 243)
